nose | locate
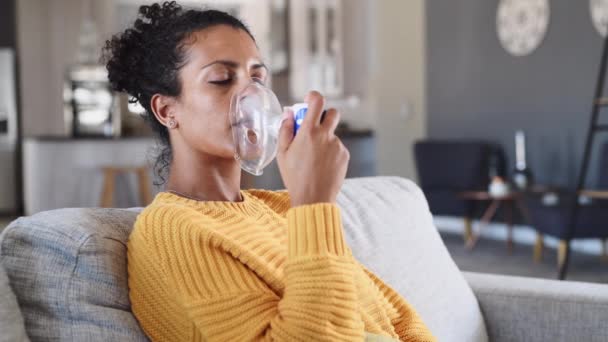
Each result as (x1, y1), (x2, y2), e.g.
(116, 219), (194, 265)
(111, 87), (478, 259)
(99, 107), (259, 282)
(235, 77), (266, 103)
(239, 83), (257, 98)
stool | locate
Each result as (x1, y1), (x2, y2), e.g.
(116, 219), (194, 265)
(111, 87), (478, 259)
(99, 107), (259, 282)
(99, 166), (153, 207)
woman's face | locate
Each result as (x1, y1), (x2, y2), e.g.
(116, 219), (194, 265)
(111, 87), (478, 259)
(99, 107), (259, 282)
(171, 25), (268, 159)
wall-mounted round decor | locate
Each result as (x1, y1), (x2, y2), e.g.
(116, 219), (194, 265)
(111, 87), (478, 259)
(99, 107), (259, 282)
(590, 0), (608, 37)
(497, 0), (550, 57)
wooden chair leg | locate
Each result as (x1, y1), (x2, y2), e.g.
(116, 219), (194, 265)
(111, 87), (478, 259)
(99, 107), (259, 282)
(558, 240), (569, 271)
(533, 232), (544, 263)
(100, 168), (115, 208)
(136, 167), (152, 206)
(466, 200), (500, 250)
(463, 218), (472, 244)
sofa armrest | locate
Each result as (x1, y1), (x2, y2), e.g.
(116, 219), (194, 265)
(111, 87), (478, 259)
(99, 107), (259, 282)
(463, 271), (608, 342)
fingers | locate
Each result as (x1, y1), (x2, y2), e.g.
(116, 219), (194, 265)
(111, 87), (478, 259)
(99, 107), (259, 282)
(278, 108), (295, 153)
(301, 91), (325, 130)
(321, 108), (340, 134)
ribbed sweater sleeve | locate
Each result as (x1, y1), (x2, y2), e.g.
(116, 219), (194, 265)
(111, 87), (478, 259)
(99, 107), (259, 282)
(134, 203), (365, 341)
(362, 267), (433, 342)
(279, 203), (364, 340)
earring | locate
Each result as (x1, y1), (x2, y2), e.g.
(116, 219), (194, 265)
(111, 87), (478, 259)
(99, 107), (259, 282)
(168, 119), (177, 129)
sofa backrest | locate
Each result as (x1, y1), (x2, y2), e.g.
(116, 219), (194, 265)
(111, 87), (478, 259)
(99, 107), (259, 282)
(0, 176), (487, 341)
(0, 261), (29, 342)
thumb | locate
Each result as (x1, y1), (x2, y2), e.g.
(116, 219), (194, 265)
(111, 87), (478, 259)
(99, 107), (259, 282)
(278, 108), (294, 153)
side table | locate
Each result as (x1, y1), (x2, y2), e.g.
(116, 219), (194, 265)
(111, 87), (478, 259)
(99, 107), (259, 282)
(458, 191), (530, 253)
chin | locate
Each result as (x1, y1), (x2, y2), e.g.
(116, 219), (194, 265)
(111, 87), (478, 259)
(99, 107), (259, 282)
(193, 141), (235, 161)
(220, 144), (237, 160)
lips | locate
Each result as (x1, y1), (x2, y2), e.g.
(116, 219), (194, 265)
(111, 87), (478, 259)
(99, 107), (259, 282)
(231, 118), (254, 128)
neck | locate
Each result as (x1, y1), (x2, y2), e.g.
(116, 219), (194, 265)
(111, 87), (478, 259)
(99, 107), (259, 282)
(166, 149), (243, 203)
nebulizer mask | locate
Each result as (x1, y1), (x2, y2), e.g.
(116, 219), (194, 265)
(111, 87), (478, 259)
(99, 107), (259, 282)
(229, 81), (284, 176)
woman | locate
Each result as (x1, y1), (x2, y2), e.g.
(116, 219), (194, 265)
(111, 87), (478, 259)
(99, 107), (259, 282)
(104, 2), (435, 341)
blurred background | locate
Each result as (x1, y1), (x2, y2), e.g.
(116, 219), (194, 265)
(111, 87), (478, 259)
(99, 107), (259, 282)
(1, 0), (608, 281)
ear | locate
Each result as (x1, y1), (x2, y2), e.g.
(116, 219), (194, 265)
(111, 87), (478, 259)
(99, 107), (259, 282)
(150, 94), (177, 127)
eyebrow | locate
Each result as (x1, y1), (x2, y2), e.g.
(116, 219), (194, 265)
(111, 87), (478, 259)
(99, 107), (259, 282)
(201, 60), (268, 71)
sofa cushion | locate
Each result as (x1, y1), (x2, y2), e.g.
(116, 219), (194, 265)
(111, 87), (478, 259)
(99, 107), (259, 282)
(0, 263), (29, 342)
(0, 208), (148, 341)
(338, 177), (487, 342)
(0, 177), (487, 341)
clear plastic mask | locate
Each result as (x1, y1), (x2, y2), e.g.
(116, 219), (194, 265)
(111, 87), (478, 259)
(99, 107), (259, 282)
(229, 82), (283, 176)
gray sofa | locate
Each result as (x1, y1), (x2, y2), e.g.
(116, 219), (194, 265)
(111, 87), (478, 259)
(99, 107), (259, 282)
(1, 177), (607, 342)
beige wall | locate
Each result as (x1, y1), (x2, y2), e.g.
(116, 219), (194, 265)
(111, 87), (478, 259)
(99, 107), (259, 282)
(17, 0), (114, 137)
(368, 0), (427, 181)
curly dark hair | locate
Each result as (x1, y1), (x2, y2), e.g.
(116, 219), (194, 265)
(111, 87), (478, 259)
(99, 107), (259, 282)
(103, 1), (255, 186)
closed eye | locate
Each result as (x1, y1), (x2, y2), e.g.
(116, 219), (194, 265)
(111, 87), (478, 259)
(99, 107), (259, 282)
(209, 79), (232, 86)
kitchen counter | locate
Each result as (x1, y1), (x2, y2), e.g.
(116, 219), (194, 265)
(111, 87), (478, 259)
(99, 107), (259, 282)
(24, 129), (376, 214)
(23, 137), (159, 215)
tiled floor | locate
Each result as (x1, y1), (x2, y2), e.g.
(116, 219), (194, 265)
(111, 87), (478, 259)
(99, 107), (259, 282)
(441, 231), (608, 284)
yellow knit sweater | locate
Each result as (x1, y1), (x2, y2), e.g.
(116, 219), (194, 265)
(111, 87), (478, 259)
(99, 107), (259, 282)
(127, 189), (435, 342)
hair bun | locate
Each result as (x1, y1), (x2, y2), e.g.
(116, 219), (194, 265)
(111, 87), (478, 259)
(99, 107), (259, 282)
(137, 1), (181, 27)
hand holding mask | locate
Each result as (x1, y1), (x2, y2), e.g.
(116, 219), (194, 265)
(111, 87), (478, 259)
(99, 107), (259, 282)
(229, 83), (325, 176)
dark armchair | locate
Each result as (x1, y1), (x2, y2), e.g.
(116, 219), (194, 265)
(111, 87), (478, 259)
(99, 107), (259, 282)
(414, 140), (506, 241)
(526, 143), (608, 270)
